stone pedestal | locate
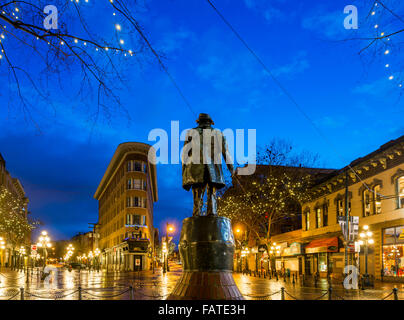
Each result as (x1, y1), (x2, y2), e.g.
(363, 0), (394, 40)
(167, 216), (244, 300)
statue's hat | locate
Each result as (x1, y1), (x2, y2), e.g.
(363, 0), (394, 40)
(196, 113), (214, 125)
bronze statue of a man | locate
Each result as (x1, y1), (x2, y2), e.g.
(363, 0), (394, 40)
(182, 113), (234, 216)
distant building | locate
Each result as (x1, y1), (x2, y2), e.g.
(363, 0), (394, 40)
(94, 142), (158, 271)
(0, 153), (30, 267)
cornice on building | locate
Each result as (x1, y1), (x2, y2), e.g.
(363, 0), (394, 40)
(309, 135), (404, 200)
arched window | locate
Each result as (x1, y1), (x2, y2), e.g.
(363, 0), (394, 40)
(322, 203), (328, 227)
(373, 185), (382, 214)
(316, 208), (321, 228)
(305, 210), (310, 231)
(363, 189), (371, 217)
(398, 177), (404, 208)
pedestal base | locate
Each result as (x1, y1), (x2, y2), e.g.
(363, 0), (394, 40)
(166, 215), (244, 300)
(167, 271), (244, 300)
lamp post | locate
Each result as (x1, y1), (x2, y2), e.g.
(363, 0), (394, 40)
(163, 224), (174, 274)
(64, 244), (75, 265)
(19, 246), (26, 269)
(269, 243), (281, 277)
(37, 231), (51, 268)
(88, 251), (94, 270)
(0, 237), (6, 269)
(358, 225), (374, 287)
(235, 228), (242, 272)
(94, 248), (100, 271)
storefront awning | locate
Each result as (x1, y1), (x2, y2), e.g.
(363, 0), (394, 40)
(305, 237), (339, 253)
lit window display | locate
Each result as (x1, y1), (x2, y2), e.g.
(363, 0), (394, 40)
(383, 226), (404, 277)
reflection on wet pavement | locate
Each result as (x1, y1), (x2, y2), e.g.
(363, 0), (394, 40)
(0, 265), (402, 300)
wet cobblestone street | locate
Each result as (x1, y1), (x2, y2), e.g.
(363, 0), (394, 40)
(1, 264), (404, 300)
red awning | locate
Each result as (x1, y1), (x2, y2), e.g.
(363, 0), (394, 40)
(305, 237), (338, 249)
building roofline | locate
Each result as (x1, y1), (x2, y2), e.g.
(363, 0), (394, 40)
(313, 134), (404, 187)
(93, 142), (158, 202)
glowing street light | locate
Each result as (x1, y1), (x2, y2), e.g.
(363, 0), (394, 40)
(37, 230), (51, 267)
(358, 225), (374, 286)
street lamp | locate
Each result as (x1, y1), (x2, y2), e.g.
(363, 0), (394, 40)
(37, 230), (51, 267)
(358, 225), (374, 286)
(0, 237), (5, 269)
(19, 246), (26, 269)
(94, 248), (100, 271)
(163, 224), (174, 274)
(64, 244), (75, 263)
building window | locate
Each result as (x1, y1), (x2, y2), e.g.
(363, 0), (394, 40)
(336, 199), (344, 222)
(126, 214), (131, 225)
(134, 161), (142, 172)
(323, 203), (328, 227)
(126, 161), (132, 172)
(127, 179), (132, 190)
(305, 211), (310, 231)
(397, 177), (404, 209)
(132, 215), (141, 225)
(374, 185), (382, 214)
(126, 197), (131, 208)
(316, 208), (321, 228)
(383, 226), (404, 277)
(133, 197), (140, 207)
(133, 179), (142, 190)
(363, 190), (371, 217)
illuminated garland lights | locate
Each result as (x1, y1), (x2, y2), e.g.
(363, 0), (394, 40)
(0, 1), (137, 62)
(0, 186), (35, 245)
(369, 1), (402, 88)
(218, 171), (313, 243)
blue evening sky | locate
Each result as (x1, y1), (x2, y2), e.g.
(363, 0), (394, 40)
(1, 0), (403, 241)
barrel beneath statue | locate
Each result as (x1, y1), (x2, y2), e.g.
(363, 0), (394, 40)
(167, 216), (244, 300)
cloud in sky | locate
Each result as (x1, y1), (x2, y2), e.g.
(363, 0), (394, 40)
(243, 0), (287, 22)
(302, 9), (347, 39)
(272, 51), (310, 78)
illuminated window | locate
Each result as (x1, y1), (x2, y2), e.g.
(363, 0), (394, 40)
(363, 190), (371, 217)
(316, 208), (321, 228)
(374, 185), (382, 214)
(305, 211), (310, 231)
(133, 179), (142, 190)
(398, 177), (404, 208)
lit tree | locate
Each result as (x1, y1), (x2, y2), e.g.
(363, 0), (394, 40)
(0, 0), (166, 127)
(0, 186), (38, 267)
(218, 139), (320, 248)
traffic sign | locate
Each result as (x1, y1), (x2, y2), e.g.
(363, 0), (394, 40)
(31, 245), (37, 251)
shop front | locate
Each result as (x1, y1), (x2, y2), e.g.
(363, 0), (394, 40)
(382, 225), (404, 278)
(281, 242), (303, 277)
(304, 237), (339, 278)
